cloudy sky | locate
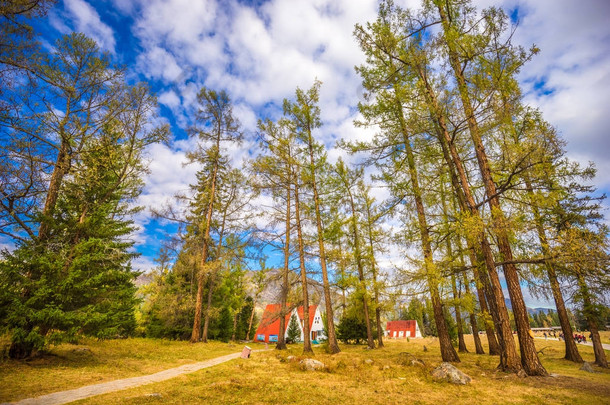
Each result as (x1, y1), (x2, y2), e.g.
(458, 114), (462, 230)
(35, 0), (610, 306)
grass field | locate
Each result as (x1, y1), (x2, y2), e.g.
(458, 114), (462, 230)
(0, 337), (262, 402)
(1, 335), (608, 404)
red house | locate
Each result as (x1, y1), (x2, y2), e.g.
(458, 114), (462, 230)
(253, 304), (325, 343)
(386, 320), (422, 338)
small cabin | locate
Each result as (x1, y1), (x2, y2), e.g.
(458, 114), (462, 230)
(253, 304), (326, 343)
(386, 320), (422, 338)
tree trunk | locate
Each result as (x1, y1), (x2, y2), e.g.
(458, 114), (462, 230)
(293, 178), (312, 353)
(202, 195), (229, 343)
(469, 250), (501, 355)
(577, 274), (608, 368)
(395, 94), (459, 363)
(365, 202), (384, 347)
(246, 297), (257, 341)
(414, 56), (509, 362)
(462, 269), (485, 354)
(338, 238), (347, 312)
(549, 265), (582, 362)
(231, 311), (238, 341)
(276, 182), (291, 350)
(440, 171), (467, 353)
(431, 7), (547, 373)
(201, 274), (214, 343)
(190, 155), (219, 343)
(346, 188), (374, 349)
(589, 322), (608, 368)
(38, 138), (70, 241)
(452, 274), (468, 353)
(523, 177), (582, 362)
(306, 137), (340, 354)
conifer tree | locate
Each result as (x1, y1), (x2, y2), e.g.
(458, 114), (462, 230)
(187, 88), (243, 343)
(253, 118), (298, 350)
(332, 159), (375, 349)
(283, 81), (340, 354)
(287, 314), (300, 343)
(0, 32), (166, 358)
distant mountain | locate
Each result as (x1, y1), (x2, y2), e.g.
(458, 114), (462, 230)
(247, 269), (344, 312)
(503, 298), (555, 314)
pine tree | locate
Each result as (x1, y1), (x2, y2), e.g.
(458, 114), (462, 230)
(186, 88), (243, 343)
(286, 314), (300, 343)
(2, 111), (164, 358)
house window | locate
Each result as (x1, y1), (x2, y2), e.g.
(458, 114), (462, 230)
(257, 334), (265, 341)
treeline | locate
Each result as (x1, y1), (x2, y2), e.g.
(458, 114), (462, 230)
(0, 0), (608, 376)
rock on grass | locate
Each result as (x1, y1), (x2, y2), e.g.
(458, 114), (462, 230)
(300, 358), (325, 371)
(431, 362), (472, 385)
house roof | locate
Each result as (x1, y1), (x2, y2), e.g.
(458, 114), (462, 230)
(253, 304), (319, 339)
(254, 304), (292, 339)
(297, 305), (318, 332)
(387, 320), (417, 330)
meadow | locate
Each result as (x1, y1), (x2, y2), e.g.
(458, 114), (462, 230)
(1, 334), (609, 404)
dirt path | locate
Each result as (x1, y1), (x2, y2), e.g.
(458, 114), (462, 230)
(8, 350), (255, 405)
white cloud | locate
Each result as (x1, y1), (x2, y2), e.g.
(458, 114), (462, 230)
(112, 0), (610, 293)
(509, 0), (610, 193)
(137, 46), (183, 83)
(158, 90), (181, 111)
(63, 0), (116, 52)
(131, 255), (157, 273)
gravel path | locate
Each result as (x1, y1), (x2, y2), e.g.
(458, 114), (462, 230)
(7, 351), (250, 405)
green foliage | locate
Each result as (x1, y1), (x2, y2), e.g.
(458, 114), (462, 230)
(0, 32), (166, 358)
(1, 124), (145, 355)
(286, 314), (300, 343)
(337, 312), (369, 344)
(337, 299), (377, 344)
(234, 296), (257, 341)
(136, 255), (195, 340)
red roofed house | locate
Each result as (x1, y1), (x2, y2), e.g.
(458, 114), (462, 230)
(253, 304), (325, 343)
(386, 320), (422, 338)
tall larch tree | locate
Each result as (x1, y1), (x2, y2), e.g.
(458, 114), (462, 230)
(188, 88), (243, 343)
(283, 81), (340, 354)
(333, 159), (375, 349)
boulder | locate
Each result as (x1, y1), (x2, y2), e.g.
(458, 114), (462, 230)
(396, 352), (425, 367)
(431, 362), (472, 385)
(580, 362), (595, 373)
(300, 358), (325, 371)
(364, 359), (374, 365)
(286, 355), (297, 362)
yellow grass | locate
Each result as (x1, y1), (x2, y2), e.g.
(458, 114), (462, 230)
(1, 336), (608, 404)
(0, 337), (262, 402)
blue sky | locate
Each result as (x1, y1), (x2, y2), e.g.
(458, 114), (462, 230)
(23, 0), (610, 308)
